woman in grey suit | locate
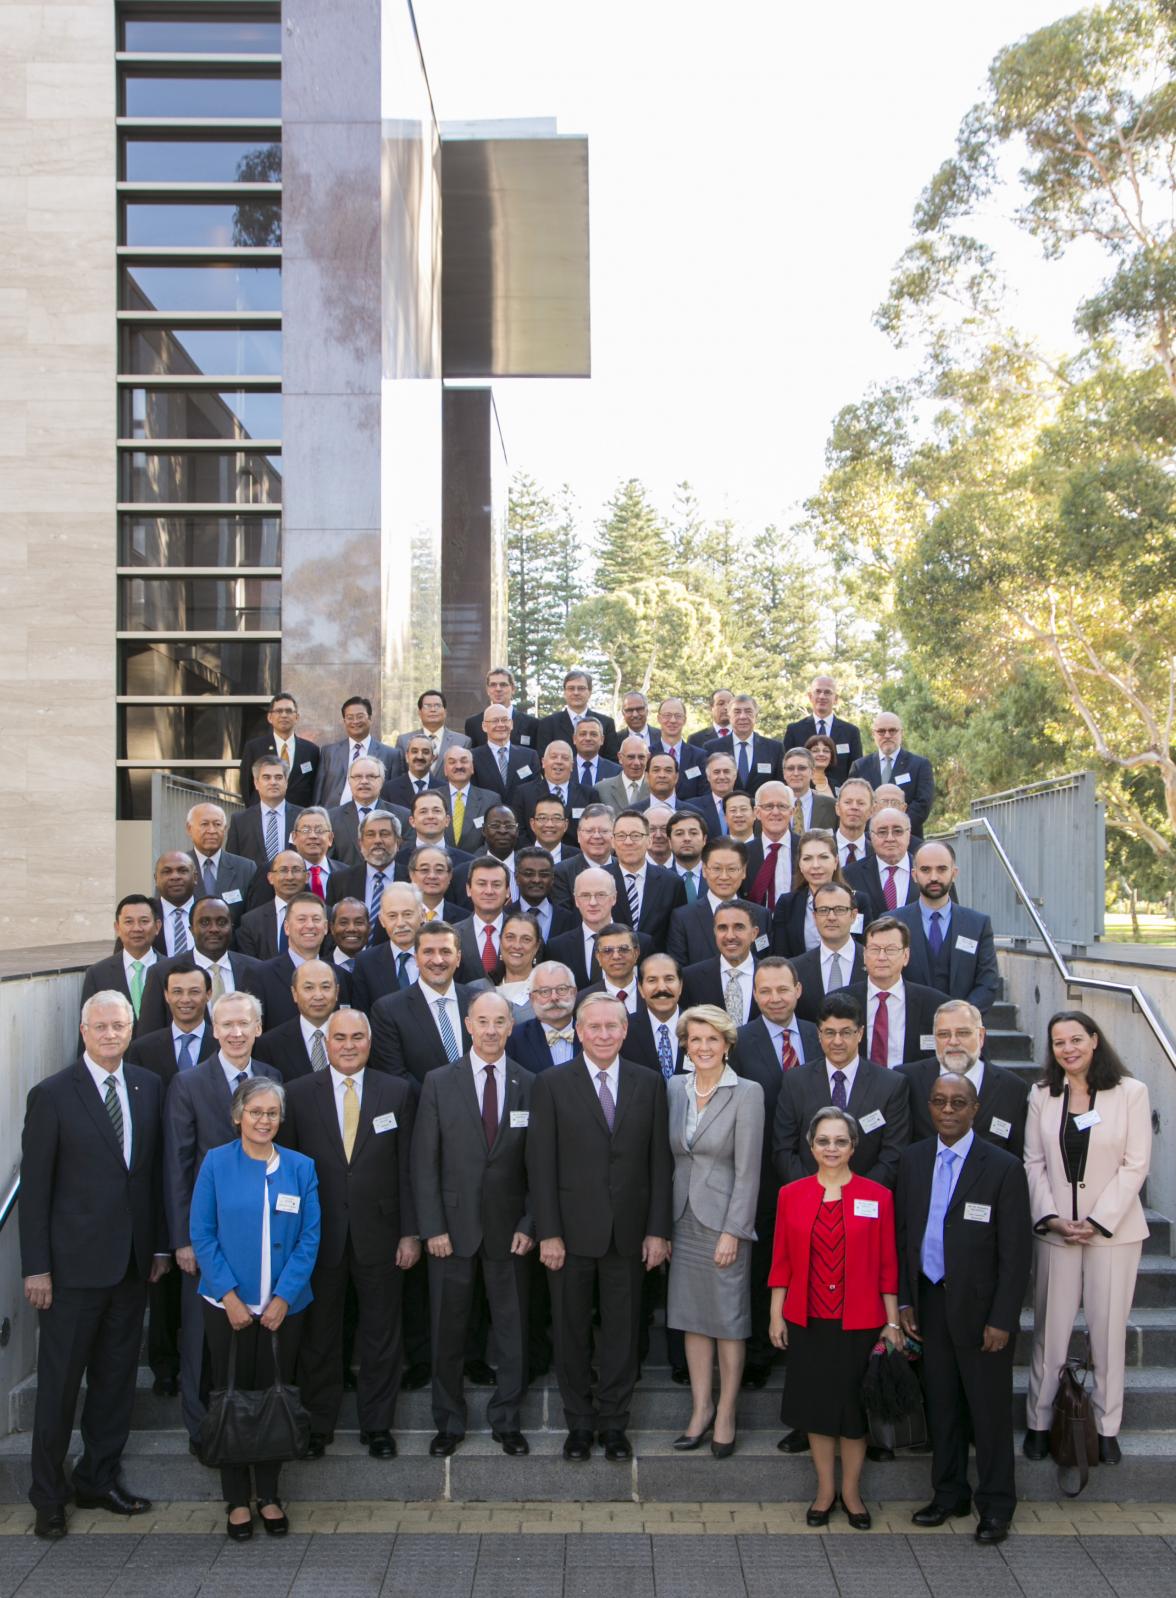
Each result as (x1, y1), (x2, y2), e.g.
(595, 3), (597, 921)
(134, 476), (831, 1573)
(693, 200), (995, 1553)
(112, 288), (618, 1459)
(667, 1005), (764, 1457)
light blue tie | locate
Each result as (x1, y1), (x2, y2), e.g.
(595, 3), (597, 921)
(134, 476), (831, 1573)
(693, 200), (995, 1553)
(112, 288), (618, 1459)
(435, 997), (461, 1062)
(921, 1147), (958, 1284)
(176, 1032), (196, 1072)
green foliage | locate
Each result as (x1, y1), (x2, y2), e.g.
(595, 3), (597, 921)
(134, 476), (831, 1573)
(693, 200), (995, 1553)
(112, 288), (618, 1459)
(505, 473), (586, 712)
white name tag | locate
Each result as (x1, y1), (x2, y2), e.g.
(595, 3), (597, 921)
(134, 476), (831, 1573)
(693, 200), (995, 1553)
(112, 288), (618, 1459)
(473, 814), (484, 829)
(222, 888), (242, 904)
(519, 735), (532, 746)
(989, 1117), (1012, 1140)
(572, 807), (585, 820)
(956, 935), (978, 954)
(920, 1034), (936, 1051)
(754, 933), (769, 952)
(756, 762), (772, 774)
(300, 760), (313, 774)
(684, 766), (701, 780)
(1073, 1109), (1101, 1131)
(964, 1203), (991, 1223)
(510, 1110), (529, 1129)
(275, 1193), (300, 1214)
(853, 1198), (879, 1218)
(372, 1112), (398, 1133)
(836, 742), (850, 754)
(851, 913), (864, 934)
(517, 765), (533, 779)
(895, 772), (911, 785)
(859, 1109), (886, 1133)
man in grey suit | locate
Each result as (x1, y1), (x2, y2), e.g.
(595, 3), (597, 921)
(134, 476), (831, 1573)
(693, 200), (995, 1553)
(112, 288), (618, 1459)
(595, 736), (651, 814)
(455, 858), (512, 983)
(396, 689), (471, 778)
(327, 756), (411, 868)
(162, 990), (282, 1447)
(314, 695), (405, 807)
(185, 802), (256, 926)
(412, 991), (535, 1458)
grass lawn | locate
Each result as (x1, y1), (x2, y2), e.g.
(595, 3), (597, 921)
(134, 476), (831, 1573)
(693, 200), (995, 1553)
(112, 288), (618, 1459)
(1104, 913), (1176, 946)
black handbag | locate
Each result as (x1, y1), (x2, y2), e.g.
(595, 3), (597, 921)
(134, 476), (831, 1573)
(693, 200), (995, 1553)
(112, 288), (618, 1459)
(1049, 1340), (1099, 1497)
(861, 1340), (929, 1452)
(197, 1327), (310, 1467)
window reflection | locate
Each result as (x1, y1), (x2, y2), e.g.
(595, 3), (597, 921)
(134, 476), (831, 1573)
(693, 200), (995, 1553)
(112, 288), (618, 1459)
(121, 451), (282, 505)
(122, 19), (281, 53)
(120, 576), (281, 632)
(123, 75), (281, 118)
(120, 639), (281, 696)
(123, 138), (281, 184)
(120, 513), (281, 567)
(125, 326), (282, 376)
(123, 389), (282, 442)
(121, 704), (271, 761)
(123, 201), (281, 249)
(122, 265), (281, 314)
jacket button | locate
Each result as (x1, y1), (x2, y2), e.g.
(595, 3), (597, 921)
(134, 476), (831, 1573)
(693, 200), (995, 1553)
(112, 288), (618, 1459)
(1079, 1182), (1085, 1189)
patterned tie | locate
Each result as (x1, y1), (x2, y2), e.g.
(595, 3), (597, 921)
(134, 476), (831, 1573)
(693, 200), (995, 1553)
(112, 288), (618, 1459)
(481, 1063), (499, 1145)
(780, 1028), (799, 1071)
(625, 873), (640, 924)
(751, 841), (781, 908)
(415, 780), (427, 795)
(369, 871), (385, 934)
(103, 1075), (124, 1156)
(545, 1027), (574, 1048)
(827, 951), (844, 992)
(682, 870), (698, 904)
(481, 923), (497, 973)
(202, 857), (217, 895)
(921, 1147), (957, 1283)
(724, 969), (745, 1026)
(881, 755), (894, 785)
(435, 998), (461, 1062)
(830, 1069), (847, 1110)
(209, 962), (226, 1004)
(352, 743), (363, 762)
(498, 747), (509, 784)
(341, 1077), (359, 1160)
(929, 911), (944, 956)
(309, 864), (324, 900)
(129, 960), (145, 1018)
(176, 1032), (196, 1072)
(396, 951), (412, 990)
(278, 741), (290, 769)
(657, 1023), (674, 1080)
(817, 720), (827, 738)
(234, 1071), (248, 1089)
(737, 742), (750, 785)
(596, 1070), (616, 1131)
(264, 807), (280, 862)
(452, 790), (466, 840)
(581, 761), (592, 788)
(311, 1029), (328, 1072)
(870, 990), (889, 1066)
(172, 907), (189, 955)
(883, 866), (898, 911)
(844, 841), (857, 864)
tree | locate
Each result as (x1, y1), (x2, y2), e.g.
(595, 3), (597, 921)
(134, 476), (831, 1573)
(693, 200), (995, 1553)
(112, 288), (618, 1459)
(561, 577), (731, 714)
(593, 479), (672, 596)
(506, 473), (586, 712)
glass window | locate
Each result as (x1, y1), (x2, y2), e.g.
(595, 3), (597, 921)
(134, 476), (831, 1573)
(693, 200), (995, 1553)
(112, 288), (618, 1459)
(120, 513), (281, 566)
(123, 19), (282, 54)
(119, 766), (242, 821)
(123, 201), (281, 249)
(123, 75), (281, 118)
(120, 576), (281, 631)
(123, 137), (280, 184)
(123, 388), (282, 441)
(124, 325), (282, 376)
(120, 638), (281, 696)
(121, 704), (272, 761)
(122, 265), (281, 313)
(121, 450), (281, 505)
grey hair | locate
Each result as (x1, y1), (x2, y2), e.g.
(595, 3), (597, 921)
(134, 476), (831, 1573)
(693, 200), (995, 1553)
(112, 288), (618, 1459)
(806, 1106), (860, 1148)
(351, 756), (388, 781)
(359, 808), (400, 838)
(186, 802), (226, 825)
(293, 805), (333, 830)
(230, 1075), (287, 1125)
(326, 1006), (371, 1037)
(81, 990), (134, 1027)
(211, 990), (263, 1027)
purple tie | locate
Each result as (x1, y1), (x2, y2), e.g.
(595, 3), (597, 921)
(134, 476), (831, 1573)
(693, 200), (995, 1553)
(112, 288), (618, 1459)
(831, 1070), (847, 1110)
(596, 1070), (616, 1131)
(929, 911), (944, 955)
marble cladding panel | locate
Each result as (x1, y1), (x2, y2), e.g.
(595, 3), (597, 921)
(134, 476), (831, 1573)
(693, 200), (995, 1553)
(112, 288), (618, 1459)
(282, 0), (381, 126)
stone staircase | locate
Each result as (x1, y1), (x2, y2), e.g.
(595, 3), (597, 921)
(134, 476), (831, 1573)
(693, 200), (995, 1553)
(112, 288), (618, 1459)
(3, 1000), (1173, 1503)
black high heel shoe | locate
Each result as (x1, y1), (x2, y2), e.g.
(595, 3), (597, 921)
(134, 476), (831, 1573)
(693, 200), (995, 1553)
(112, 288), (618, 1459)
(226, 1505), (253, 1541)
(672, 1412), (715, 1451)
(806, 1499), (835, 1527)
(256, 1498), (288, 1536)
(711, 1429), (737, 1459)
(841, 1496), (872, 1530)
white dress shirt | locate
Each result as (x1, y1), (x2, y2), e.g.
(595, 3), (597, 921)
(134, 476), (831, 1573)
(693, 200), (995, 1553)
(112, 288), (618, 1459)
(874, 854), (912, 906)
(171, 1021), (207, 1067)
(218, 1052), (253, 1091)
(758, 833), (792, 900)
(194, 946), (235, 995)
(83, 1055), (131, 1166)
(340, 736), (373, 804)
(602, 977), (638, 1012)
(940, 1056), (986, 1090)
(122, 947), (157, 987)
(329, 1064), (363, 1138)
(825, 1057), (859, 1099)
(819, 938), (855, 991)
(836, 829), (868, 869)
(866, 979), (906, 1068)
(585, 1054), (620, 1109)
(300, 1014), (330, 1065)
(423, 980), (459, 1045)
(469, 1050), (507, 1120)
(162, 898), (196, 956)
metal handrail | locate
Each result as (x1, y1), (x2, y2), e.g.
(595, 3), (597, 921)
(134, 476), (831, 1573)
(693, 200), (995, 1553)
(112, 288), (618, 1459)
(0, 1172), (18, 1236)
(940, 816), (1176, 1075)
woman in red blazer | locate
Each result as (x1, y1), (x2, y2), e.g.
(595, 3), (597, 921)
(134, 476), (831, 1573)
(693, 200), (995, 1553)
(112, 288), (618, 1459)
(769, 1107), (901, 1529)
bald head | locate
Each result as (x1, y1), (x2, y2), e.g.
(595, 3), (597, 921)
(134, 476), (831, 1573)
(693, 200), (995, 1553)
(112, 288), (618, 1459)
(573, 866), (618, 931)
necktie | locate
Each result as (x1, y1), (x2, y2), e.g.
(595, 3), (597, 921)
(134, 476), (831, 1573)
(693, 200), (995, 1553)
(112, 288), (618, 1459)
(717, 804), (729, 836)
(827, 951), (844, 991)
(929, 911), (944, 956)
(310, 1028), (328, 1071)
(396, 951), (412, 990)
(278, 741), (290, 769)
(341, 1077), (359, 1159)
(596, 1069), (616, 1131)
(737, 742), (750, 784)
(870, 990), (889, 1066)
(683, 870), (698, 903)
(309, 864), (324, 899)
(481, 1063), (499, 1145)
(278, 903), (288, 954)
(352, 742), (363, 762)
(545, 1027), (574, 1047)
(264, 807), (280, 861)
(844, 840), (857, 863)
(625, 873), (640, 924)
(628, 780), (640, 803)
(415, 780), (427, 794)
(103, 1075), (125, 1156)
(657, 1023), (674, 1079)
(369, 871), (385, 932)
(234, 1071), (248, 1088)
(724, 969), (745, 1026)
(176, 1032), (196, 1072)
(481, 923), (497, 973)
(129, 960), (144, 1017)
(817, 720), (827, 737)
(202, 857), (217, 895)
(831, 1069), (847, 1110)
(883, 866), (898, 911)
(359, 806), (372, 823)
(209, 961), (226, 1004)
(780, 1029), (798, 1071)
(921, 1147), (957, 1283)
(452, 790), (466, 840)
(581, 761), (592, 787)
(751, 841), (781, 907)
(616, 988), (628, 1007)
(881, 755), (894, 785)
(435, 998), (460, 1062)
(172, 907), (189, 954)
(497, 747), (508, 784)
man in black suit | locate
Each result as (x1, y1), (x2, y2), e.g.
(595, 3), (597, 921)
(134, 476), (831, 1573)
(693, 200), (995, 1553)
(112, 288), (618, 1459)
(508, 961), (580, 1076)
(845, 807), (919, 920)
(898, 1000), (1029, 1157)
(327, 811), (402, 931)
(451, 805), (522, 904)
(226, 756), (303, 874)
(438, 745), (499, 854)
(139, 896), (265, 1033)
(153, 851), (198, 959)
(526, 792), (579, 870)
(516, 740), (599, 850)
(788, 882), (868, 1023)
(455, 857), (513, 983)
(570, 715), (621, 791)
(666, 838), (769, 967)
(896, 1074), (1031, 1543)
(81, 894), (162, 1030)
(253, 805), (345, 907)
(537, 668), (620, 759)
(526, 993), (673, 1461)
(413, 992), (535, 1458)
(833, 778), (874, 871)
(391, 789), (471, 880)
(687, 687), (734, 748)
(846, 916), (945, 1067)
(406, 844), (473, 927)
(163, 990), (282, 1447)
(370, 921), (480, 1080)
(239, 690), (320, 807)
(742, 783), (796, 910)
(235, 850), (308, 958)
(313, 694), (404, 808)
(617, 689), (661, 750)
(577, 924), (645, 1015)
(185, 801), (256, 926)
(663, 808), (708, 901)
(254, 893), (343, 1030)
(892, 841), (1001, 1014)
(463, 664), (539, 749)
(328, 898), (372, 974)
(680, 900), (764, 1024)
(510, 847), (578, 944)
(848, 711), (935, 832)
(350, 882), (425, 1009)
(382, 733), (441, 811)
(626, 953), (687, 1078)
(253, 958), (341, 1078)
(684, 751), (740, 839)
(551, 804), (617, 904)
(127, 965), (217, 1086)
(328, 755), (411, 868)
(547, 867), (652, 989)
(282, 1008), (419, 1459)
(473, 704), (540, 801)
(609, 808), (686, 952)
(783, 673), (864, 788)
(20, 992), (170, 1537)
(704, 694), (783, 797)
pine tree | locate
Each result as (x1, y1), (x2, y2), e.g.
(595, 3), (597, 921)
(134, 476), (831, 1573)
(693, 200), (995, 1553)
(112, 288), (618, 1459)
(593, 478), (672, 595)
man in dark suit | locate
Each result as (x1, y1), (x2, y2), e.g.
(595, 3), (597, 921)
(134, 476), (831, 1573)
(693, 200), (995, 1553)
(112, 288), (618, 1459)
(451, 806), (522, 905)
(687, 687), (734, 748)
(509, 846), (578, 944)
(609, 809), (687, 952)
(846, 915), (945, 1066)
(537, 668), (620, 759)
(680, 900), (764, 1023)
(787, 882), (868, 1023)
(369, 921), (480, 1080)
(152, 852), (198, 960)
(382, 732), (441, 811)
(350, 882), (425, 1010)
(406, 844), (473, 927)
(516, 740), (599, 850)
(617, 689), (662, 750)
(742, 783), (796, 909)
(81, 894), (162, 1032)
(328, 755), (411, 868)
(252, 958), (341, 1078)
(138, 897), (264, 1035)
(390, 789), (472, 881)
(412, 991), (535, 1457)
(235, 851), (308, 958)
(892, 842), (1000, 1014)
(666, 839), (769, 967)
(463, 665), (539, 749)
(526, 793), (580, 870)
(327, 811), (402, 932)
(454, 857), (513, 983)
(163, 990), (282, 1447)
(473, 704), (541, 801)
(253, 894), (344, 1030)
(896, 1073), (1031, 1543)
(507, 960), (580, 1075)
(898, 1000), (1029, 1157)
(783, 674), (863, 788)
(240, 805), (345, 908)
(184, 800), (256, 926)
(781, 747), (838, 832)
(626, 953), (687, 1078)
(845, 807), (919, 920)
(526, 993), (673, 1461)
(570, 715), (621, 791)
(239, 690), (320, 807)
(282, 1007), (419, 1459)
(551, 804), (617, 904)
(226, 756), (303, 874)
(328, 897), (372, 974)
(547, 867), (653, 989)
(704, 694), (783, 797)
(684, 751), (740, 838)
(20, 992), (170, 1537)
(849, 711), (935, 832)
(313, 695), (404, 807)
(437, 745), (499, 853)
(127, 965), (217, 1086)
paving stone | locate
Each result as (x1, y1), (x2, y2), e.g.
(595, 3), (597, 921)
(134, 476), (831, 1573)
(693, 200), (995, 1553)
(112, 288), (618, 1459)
(822, 1537), (932, 1598)
(909, 1536), (1023, 1596)
(564, 1531), (652, 1564)
(998, 1536), (1115, 1598)
(0, 1537), (49, 1598)
(736, 1534), (838, 1597)
(1080, 1535), (1176, 1595)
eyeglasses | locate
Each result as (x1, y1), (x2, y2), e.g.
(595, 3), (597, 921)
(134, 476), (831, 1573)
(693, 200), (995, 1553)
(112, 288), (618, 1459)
(532, 984), (575, 1000)
(813, 905), (852, 917)
(812, 1137), (852, 1149)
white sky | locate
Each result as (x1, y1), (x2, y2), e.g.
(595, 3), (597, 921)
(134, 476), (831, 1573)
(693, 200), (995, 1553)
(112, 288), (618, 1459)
(413, 0), (1101, 539)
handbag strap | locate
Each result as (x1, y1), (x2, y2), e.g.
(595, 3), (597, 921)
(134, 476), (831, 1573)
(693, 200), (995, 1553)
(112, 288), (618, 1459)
(225, 1325), (239, 1393)
(270, 1329), (284, 1391)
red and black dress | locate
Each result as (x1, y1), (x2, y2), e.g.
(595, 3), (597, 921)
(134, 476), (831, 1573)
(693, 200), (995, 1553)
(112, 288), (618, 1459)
(780, 1197), (877, 1439)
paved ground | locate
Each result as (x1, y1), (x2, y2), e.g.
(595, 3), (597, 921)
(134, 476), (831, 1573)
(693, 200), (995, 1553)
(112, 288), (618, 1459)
(1, 1505), (1176, 1597)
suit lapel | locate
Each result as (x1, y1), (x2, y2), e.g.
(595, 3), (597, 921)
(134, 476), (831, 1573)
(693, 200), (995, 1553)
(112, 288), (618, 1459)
(492, 1068), (526, 1160)
(947, 1137), (987, 1214)
(572, 1054), (614, 1137)
(73, 1062), (126, 1166)
(456, 1058), (487, 1143)
(314, 1068), (349, 1164)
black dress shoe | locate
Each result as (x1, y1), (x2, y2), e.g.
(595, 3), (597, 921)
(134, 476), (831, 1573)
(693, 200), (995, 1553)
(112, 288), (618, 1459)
(806, 1501), (834, 1527)
(256, 1498), (288, 1536)
(843, 1500), (872, 1531)
(1098, 1434), (1121, 1464)
(188, 1439), (203, 1459)
(741, 1363), (770, 1390)
(1022, 1427), (1051, 1460)
(711, 1431), (736, 1459)
(563, 1429), (594, 1461)
(402, 1361), (431, 1391)
(360, 1429), (396, 1458)
(74, 1484), (151, 1515)
(670, 1365), (690, 1385)
(975, 1517), (1010, 1545)
(911, 1498), (972, 1527)
(776, 1430), (810, 1453)
(305, 1432), (330, 1459)
(429, 1431), (462, 1457)
(865, 1444), (895, 1462)
(152, 1375), (179, 1397)
(225, 1508), (253, 1541)
(600, 1429), (632, 1461)
(34, 1507), (67, 1540)
(464, 1359), (497, 1386)
(492, 1429), (530, 1455)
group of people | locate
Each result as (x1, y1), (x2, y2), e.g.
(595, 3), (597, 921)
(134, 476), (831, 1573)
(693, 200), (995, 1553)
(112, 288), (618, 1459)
(21, 668), (1152, 1545)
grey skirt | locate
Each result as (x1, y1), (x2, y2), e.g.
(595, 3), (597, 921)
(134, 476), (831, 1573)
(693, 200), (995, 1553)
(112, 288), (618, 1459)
(667, 1204), (752, 1340)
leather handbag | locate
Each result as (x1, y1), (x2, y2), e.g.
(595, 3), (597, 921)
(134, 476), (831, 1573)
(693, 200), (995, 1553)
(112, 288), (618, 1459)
(861, 1340), (929, 1452)
(198, 1327), (310, 1466)
(1049, 1340), (1099, 1497)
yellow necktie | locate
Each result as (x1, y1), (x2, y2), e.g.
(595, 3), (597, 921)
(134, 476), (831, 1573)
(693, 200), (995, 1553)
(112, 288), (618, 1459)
(278, 740), (290, 767)
(342, 1078), (359, 1161)
(452, 790), (466, 839)
(209, 962), (225, 1004)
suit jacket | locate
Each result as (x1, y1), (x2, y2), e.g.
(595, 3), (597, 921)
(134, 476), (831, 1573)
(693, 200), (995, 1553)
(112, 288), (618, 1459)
(769, 1173), (897, 1329)
(790, 789), (838, 833)
(891, 902), (1000, 1013)
(314, 736), (405, 807)
(687, 724), (730, 749)
(616, 860), (687, 952)
(382, 773), (443, 812)
(240, 734), (321, 807)
(281, 1067), (417, 1267)
(680, 956), (762, 1021)
(550, 850), (613, 906)
(515, 776), (600, 848)
(19, 1059), (167, 1285)
(471, 743), (540, 802)
(162, 1052), (283, 1249)
(440, 782), (499, 852)
(394, 841), (472, 886)
(898, 1057), (1029, 1158)
(594, 772), (649, 814)
(411, 1053), (534, 1257)
(783, 714), (863, 787)
(252, 1015), (324, 1080)
(324, 862), (398, 939)
(526, 1055), (673, 1255)
(680, 792), (731, 840)
(252, 952), (350, 1031)
(545, 925), (653, 990)
(771, 885), (871, 961)
(788, 943), (868, 1024)
(667, 1073), (763, 1238)
(226, 801), (304, 874)
(666, 895), (769, 968)
(465, 707), (540, 749)
(509, 1016), (572, 1076)
(731, 1014), (821, 1218)
(137, 950), (264, 1036)
(1024, 1077), (1151, 1245)
(703, 731), (783, 796)
(369, 980), (479, 1081)
(235, 900), (288, 961)
(189, 849), (256, 925)
(622, 1000), (688, 1076)
(327, 799), (411, 869)
(126, 1021), (217, 1085)
(244, 854), (346, 912)
(537, 708), (620, 761)
(395, 725), (471, 778)
(506, 898), (576, 940)
(844, 853), (920, 921)
(80, 952), (139, 1026)
(896, 1135), (1031, 1342)
(455, 915), (509, 985)
(349, 941), (416, 1012)
(741, 834), (794, 906)
(849, 748), (935, 829)
(772, 1058), (912, 1189)
(845, 979), (946, 1065)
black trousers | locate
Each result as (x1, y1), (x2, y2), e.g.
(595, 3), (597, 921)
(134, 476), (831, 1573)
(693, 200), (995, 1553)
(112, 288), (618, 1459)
(201, 1304), (303, 1507)
(147, 1264), (181, 1381)
(29, 1266), (147, 1510)
(918, 1276), (1017, 1521)
(429, 1249), (529, 1436)
(549, 1246), (644, 1432)
(299, 1239), (403, 1435)
(746, 1221), (776, 1366)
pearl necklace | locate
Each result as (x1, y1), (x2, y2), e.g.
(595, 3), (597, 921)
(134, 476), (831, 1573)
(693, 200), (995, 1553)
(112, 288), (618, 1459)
(692, 1072), (724, 1104)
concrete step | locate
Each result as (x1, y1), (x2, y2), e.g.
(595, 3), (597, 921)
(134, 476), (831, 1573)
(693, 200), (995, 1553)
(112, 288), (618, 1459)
(985, 1001), (1018, 1030)
(983, 1030), (1034, 1062)
(1014, 1305), (1176, 1367)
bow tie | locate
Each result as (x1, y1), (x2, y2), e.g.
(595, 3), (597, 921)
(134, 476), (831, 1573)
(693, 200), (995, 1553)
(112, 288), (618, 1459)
(545, 1028), (575, 1045)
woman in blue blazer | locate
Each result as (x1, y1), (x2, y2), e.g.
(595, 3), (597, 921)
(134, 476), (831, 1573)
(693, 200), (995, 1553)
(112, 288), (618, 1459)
(190, 1076), (320, 1540)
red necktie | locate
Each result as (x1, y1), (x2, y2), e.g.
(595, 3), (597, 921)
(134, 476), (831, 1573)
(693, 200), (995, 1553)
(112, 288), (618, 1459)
(751, 840), (781, 907)
(616, 989), (628, 1006)
(780, 1029), (798, 1071)
(481, 923), (497, 973)
(845, 841), (857, 864)
(870, 989), (889, 1066)
(481, 1063), (499, 1145)
(883, 866), (898, 910)
(309, 865), (324, 900)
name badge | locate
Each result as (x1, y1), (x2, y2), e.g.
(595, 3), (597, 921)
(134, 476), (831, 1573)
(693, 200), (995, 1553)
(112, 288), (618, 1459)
(1073, 1109), (1101, 1131)
(684, 766), (701, 780)
(920, 1034), (936, 1051)
(853, 1198), (879, 1218)
(956, 935), (978, 954)
(836, 742), (850, 754)
(275, 1193), (300, 1214)
(964, 1203), (991, 1223)
(222, 888), (242, 904)
(372, 1112), (398, 1133)
(754, 933), (769, 952)
(519, 735), (532, 746)
(858, 1109), (886, 1133)
(989, 1117), (1012, 1140)
(851, 913), (864, 934)
(517, 765), (533, 779)
(572, 807), (585, 820)
(756, 762), (772, 774)
(300, 760), (313, 774)
(895, 772), (911, 785)
(510, 1110), (529, 1129)
(473, 814), (484, 829)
